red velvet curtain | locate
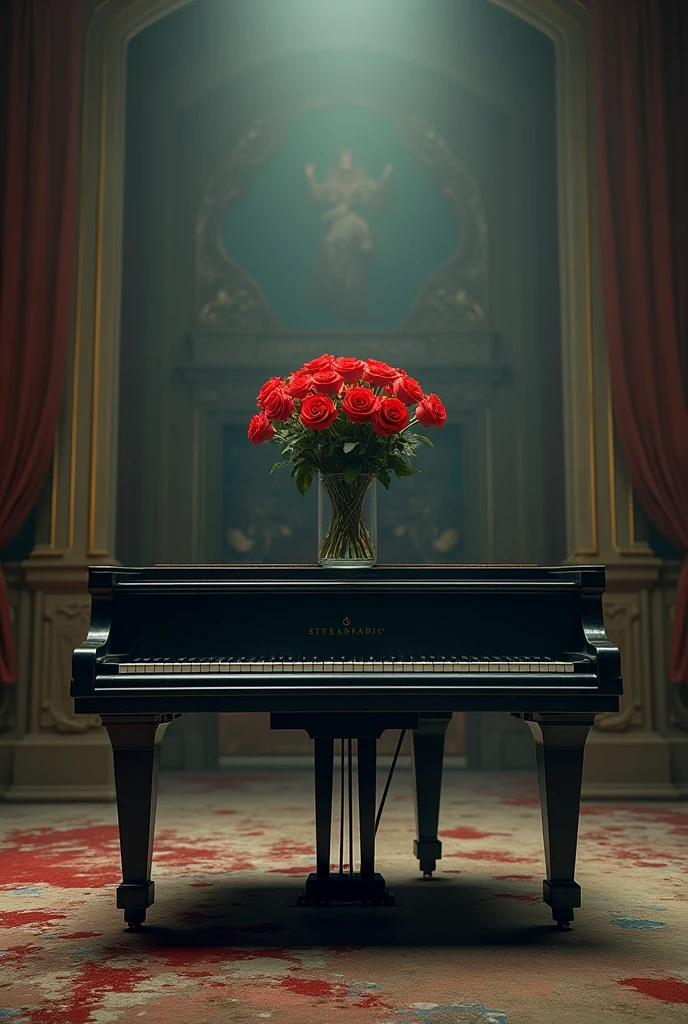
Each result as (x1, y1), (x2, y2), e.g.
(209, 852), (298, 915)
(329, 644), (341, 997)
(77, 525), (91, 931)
(591, 0), (688, 683)
(0, 1), (83, 684)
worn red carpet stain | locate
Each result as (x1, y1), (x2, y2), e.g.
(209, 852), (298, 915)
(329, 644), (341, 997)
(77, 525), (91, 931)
(1, 770), (687, 1024)
(617, 977), (688, 1004)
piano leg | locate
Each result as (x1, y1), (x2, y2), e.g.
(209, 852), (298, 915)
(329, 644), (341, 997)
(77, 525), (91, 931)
(102, 715), (176, 929)
(411, 713), (452, 878)
(520, 714), (594, 928)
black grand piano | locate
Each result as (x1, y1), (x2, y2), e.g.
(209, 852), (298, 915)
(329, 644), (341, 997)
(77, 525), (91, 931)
(71, 564), (622, 930)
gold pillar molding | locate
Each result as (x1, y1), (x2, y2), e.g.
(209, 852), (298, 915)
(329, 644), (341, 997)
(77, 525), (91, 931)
(1, 0), (684, 797)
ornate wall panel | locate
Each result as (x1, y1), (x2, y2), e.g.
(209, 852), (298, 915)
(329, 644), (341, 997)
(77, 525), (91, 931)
(595, 596), (645, 732)
(38, 599), (100, 734)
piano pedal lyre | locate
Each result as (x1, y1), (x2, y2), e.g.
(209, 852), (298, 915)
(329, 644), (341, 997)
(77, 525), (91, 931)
(271, 713), (418, 907)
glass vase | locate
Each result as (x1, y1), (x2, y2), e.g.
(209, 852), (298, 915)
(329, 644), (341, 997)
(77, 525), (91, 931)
(318, 473), (377, 568)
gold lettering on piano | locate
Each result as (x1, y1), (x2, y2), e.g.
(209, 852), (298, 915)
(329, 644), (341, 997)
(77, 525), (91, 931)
(308, 616), (385, 637)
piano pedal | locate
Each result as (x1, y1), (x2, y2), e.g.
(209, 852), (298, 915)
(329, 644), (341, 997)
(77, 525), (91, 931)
(295, 871), (396, 908)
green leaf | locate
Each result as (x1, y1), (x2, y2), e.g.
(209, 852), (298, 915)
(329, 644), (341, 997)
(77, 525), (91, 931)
(394, 461), (421, 478)
(342, 460), (363, 484)
(296, 470), (313, 496)
(414, 434), (433, 447)
(377, 470), (391, 490)
(343, 441), (358, 454)
(269, 461), (288, 475)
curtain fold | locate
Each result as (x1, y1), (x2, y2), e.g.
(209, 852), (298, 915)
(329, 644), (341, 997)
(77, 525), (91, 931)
(591, 0), (688, 683)
(0, 0), (83, 683)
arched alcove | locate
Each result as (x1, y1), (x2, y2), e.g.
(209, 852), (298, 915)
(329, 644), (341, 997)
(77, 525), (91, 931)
(64, 0), (595, 573)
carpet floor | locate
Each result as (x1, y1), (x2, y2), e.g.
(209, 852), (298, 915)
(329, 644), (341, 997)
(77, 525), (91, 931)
(0, 768), (687, 1024)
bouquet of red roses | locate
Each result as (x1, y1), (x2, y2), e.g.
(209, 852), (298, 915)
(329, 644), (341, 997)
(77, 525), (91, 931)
(248, 354), (446, 564)
(248, 354), (446, 495)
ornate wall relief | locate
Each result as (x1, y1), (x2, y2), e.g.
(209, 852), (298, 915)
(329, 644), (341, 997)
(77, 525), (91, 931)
(594, 597), (644, 732)
(39, 599), (101, 733)
(195, 96), (487, 334)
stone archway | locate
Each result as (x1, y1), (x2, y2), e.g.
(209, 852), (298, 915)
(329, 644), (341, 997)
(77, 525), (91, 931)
(63, 0), (604, 568)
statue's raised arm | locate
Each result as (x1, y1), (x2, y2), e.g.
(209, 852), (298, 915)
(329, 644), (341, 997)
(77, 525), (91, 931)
(305, 163), (328, 202)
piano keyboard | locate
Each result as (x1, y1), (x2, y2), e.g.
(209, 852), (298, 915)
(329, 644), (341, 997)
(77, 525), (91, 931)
(115, 657), (577, 675)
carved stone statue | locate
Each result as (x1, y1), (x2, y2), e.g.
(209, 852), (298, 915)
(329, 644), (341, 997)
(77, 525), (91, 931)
(305, 148), (392, 321)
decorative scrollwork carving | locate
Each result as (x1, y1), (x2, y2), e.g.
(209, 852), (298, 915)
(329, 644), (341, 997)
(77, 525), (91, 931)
(195, 95), (487, 333)
(594, 600), (644, 732)
(40, 602), (101, 734)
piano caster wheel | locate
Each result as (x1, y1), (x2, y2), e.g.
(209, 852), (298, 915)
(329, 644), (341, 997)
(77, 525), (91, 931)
(553, 911), (573, 929)
(124, 910), (146, 930)
(422, 871), (433, 880)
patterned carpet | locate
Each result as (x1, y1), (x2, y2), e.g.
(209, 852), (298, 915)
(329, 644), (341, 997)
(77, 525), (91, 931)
(1, 768), (687, 1024)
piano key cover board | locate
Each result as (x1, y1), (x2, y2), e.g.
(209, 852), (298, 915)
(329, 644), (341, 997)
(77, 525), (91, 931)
(72, 564), (622, 715)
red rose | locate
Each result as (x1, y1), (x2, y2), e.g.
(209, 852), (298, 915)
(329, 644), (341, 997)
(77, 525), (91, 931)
(333, 356), (365, 383)
(311, 368), (344, 395)
(416, 393), (447, 429)
(302, 353), (335, 373)
(363, 358), (401, 388)
(299, 394), (338, 430)
(263, 387), (295, 421)
(256, 376), (283, 408)
(341, 386), (381, 424)
(248, 411), (275, 445)
(393, 374), (424, 405)
(371, 397), (410, 436)
(285, 372), (314, 399)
